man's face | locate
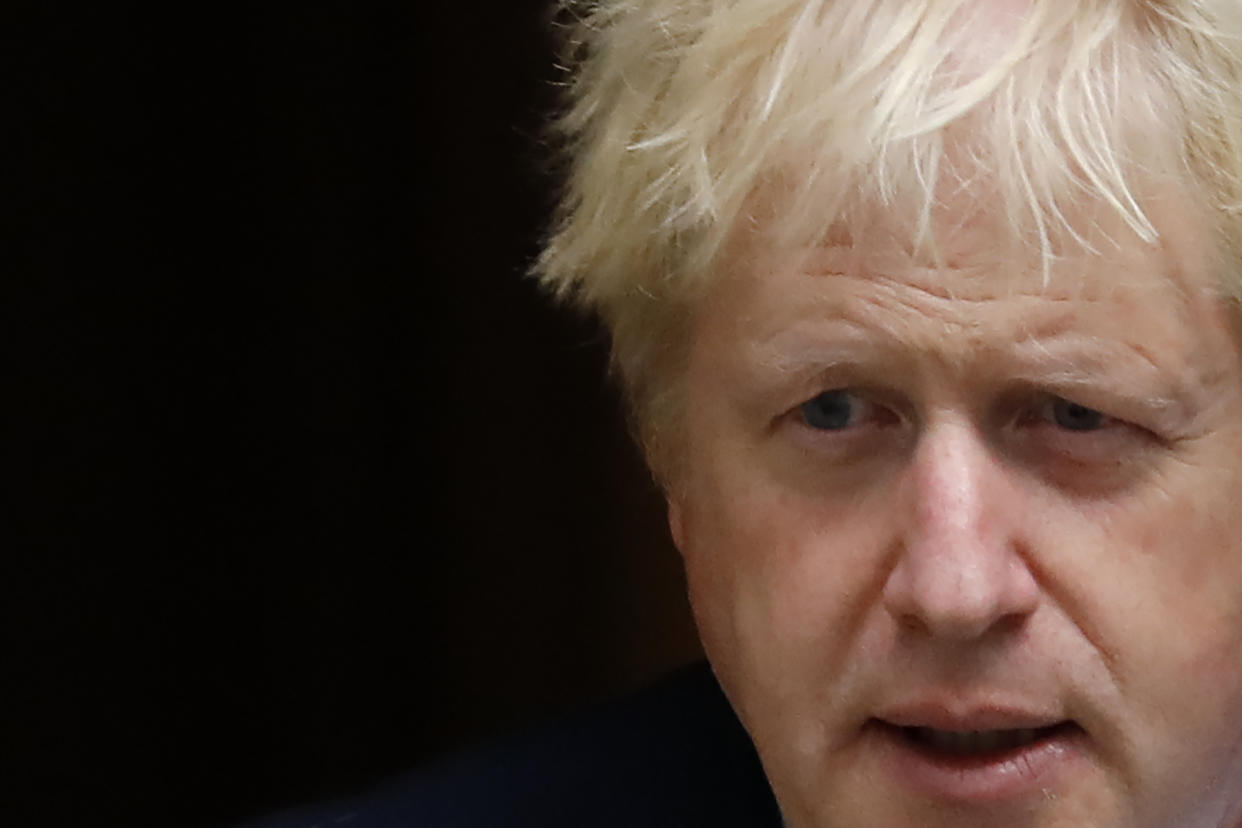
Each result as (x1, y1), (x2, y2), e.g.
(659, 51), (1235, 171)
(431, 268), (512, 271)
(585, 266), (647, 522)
(668, 206), (1242, 827)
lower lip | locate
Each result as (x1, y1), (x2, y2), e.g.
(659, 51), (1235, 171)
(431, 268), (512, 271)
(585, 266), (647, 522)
(869, 721), (1085, 802)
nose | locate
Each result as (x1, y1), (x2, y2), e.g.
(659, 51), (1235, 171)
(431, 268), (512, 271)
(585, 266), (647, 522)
(881, 420), (1040, 639)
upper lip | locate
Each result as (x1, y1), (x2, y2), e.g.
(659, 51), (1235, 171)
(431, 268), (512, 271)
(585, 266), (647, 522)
(876, 702), (1068, 732)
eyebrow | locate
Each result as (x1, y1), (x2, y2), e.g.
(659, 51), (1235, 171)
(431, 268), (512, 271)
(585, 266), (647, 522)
(748, 324), (1205, 431)
(1005, 334), (1200, 426)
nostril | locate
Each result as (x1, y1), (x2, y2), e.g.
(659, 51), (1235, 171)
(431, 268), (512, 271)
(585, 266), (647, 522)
(894, 613), (930, 635)
(882, 549), (1039, 641)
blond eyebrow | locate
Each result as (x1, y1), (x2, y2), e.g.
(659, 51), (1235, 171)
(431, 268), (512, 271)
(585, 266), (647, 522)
(1004, 365), (1186, 421)
(752, 338), (871, 378)
(748, 323), (1205, 428)
(1003, 335), (1200, 423)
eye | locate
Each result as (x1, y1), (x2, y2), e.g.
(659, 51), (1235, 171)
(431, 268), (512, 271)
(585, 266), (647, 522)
(1013, 394), (1158, 490)
(1042, 397), (1109, 431)
(800, 390), (883, 431)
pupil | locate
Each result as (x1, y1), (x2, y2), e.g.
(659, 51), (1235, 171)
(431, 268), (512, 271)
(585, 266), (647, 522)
(802, 391), (853, 430)
(1054, 400), (1104, 431)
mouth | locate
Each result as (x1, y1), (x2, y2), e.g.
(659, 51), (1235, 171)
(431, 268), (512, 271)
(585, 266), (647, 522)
(869, 719), (1085, 801)
(898, 721), (1079, 758)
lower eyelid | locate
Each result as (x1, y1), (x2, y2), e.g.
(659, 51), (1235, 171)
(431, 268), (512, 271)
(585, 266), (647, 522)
(1013, 413), (1150, 460)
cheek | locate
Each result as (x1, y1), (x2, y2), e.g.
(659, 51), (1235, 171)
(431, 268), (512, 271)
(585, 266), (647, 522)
(1043, 471), (1242, 799)
(1117, 488), (1242, 690)
(677, 464), (893, 710)
(1139, 497), (1242, 733)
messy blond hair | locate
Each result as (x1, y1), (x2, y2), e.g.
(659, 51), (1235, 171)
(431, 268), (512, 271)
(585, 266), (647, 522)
(534, 0), (1242, 481)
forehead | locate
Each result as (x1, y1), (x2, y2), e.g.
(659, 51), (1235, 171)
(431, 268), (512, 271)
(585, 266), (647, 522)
(721, 182), (1212, 312)
(694, 195), (1236, 393)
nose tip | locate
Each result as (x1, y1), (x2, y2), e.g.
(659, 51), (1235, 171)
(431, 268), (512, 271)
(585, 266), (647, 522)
(881, 422), (1039, 639)
(883, 554), (1038, 638)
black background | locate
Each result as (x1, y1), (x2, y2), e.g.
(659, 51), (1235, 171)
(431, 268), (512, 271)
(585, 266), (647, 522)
(10, 4), (700, 826)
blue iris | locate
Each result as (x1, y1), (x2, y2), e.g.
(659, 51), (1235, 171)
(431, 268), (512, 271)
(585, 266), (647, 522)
(1051, 399), (1105, 431)
(800, 391), (855, 430)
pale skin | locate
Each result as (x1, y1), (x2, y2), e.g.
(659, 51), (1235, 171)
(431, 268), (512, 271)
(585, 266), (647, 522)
(666, 205), (1242, 827)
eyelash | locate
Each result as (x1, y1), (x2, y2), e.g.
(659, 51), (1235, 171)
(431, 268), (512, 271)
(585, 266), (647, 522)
(798, 390), (890, 431)
(1027, 397), (1115, 432)
(794, 390), (1120, 436)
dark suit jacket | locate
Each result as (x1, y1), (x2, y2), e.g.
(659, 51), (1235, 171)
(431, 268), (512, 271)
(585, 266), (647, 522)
(243, 662), (783, 827)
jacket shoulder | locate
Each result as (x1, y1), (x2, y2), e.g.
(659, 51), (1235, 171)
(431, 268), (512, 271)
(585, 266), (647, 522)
(243, 663), (781, 828)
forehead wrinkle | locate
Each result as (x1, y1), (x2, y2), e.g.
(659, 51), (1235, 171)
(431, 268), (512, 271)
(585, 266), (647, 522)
(813, 273), (1071, 378)
(728, 230), (1226, 405)
(834, 265), (1202, 370)
(747, 280), (1040, 383)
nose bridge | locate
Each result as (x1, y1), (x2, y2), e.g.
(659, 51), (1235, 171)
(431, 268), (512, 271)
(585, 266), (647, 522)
(911, 420), (992, 551)
(883, 418), (1038, 638)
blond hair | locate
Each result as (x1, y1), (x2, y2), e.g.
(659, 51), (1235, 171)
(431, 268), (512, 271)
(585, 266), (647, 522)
(534, 0), (1242, 481)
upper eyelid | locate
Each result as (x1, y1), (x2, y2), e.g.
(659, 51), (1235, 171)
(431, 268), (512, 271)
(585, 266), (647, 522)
(1005, 396), (1172, 449)
(1026, 393), (1119, 424)
(792, 390), (1121, 433)
(1032, 397), (1116, 428)
(1011, 379), (1184, 423)
(804, 385), (905, 410)
(797, 388), (881, 415)
(785, 384), (1171, 430)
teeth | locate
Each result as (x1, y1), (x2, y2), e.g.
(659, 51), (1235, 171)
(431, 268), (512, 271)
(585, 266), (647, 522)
(912, 727), (1041, 754)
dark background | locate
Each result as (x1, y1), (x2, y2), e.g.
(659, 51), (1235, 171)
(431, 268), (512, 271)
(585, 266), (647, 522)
(9, 4), (700, 826)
